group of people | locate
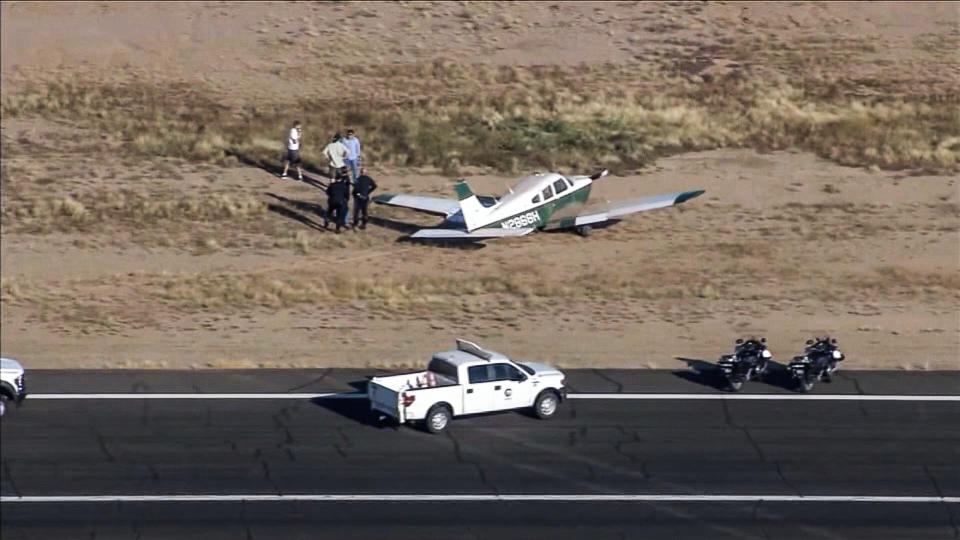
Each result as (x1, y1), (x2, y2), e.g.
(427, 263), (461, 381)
(324, 164), (378, 233)
(280, 121), (378, 233)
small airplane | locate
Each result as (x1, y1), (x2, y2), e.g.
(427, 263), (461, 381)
(373, 169), (705, 240)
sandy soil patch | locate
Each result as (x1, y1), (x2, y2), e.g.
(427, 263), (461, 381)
(2, 148), (956, 370)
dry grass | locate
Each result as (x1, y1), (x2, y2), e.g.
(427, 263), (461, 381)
(852, 265), (960, 295)
(2, 268), (732, 319)
(1, 190), (266, 233)
(3, 63), (958, 175)
(153, 270), (730, 313)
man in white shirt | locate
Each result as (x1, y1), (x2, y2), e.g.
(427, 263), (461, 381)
(323, 133), (350, 181)
(342, 129), (362, 182)
(281, 120), (303, 181)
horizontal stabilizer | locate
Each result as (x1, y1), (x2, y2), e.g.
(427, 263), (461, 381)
(373, 194), (461, 217)
(410, 227), (535, 240)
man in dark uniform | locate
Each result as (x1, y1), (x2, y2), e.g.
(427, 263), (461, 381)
(324, 171), (350, 233)
(352, 167), (378, 230)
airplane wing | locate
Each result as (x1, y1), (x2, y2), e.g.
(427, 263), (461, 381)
(373, 194), (461, 217)
(544, 189), (705, 230)
(410, 227), (535, 240)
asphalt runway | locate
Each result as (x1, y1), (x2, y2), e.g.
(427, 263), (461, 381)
(2, 369), (959, 539)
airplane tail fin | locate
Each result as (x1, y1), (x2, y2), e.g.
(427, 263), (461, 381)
(589, 169), (609, 181)
(455, 181), (488, 231)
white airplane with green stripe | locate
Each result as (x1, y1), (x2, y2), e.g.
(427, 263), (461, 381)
(373, 169), (705, 240)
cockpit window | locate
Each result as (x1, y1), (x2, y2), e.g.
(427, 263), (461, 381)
(553, 179), (568, 195)
(564, 177), (573, 188)
(531, 194), (541, 204)
(541, 185), (553, 200)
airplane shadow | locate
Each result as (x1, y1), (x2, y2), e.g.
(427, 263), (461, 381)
(673, 357), (795, 391)
(367, 215), (421, 235)
(398, 237), (487, 250)
(541, 219), (622, 236)
(265, 193), (484, 248)
(265, 192), (328, 232)
(364, 216), (486, 250)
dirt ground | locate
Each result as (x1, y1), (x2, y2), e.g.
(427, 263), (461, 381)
(1, 1), (958, 370)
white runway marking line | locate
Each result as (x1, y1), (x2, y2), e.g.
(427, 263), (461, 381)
(26, 393), (364, 400)
(568, 393), (960, 402)
(24, 392), (960, 401)
(2, 494), (958, 504)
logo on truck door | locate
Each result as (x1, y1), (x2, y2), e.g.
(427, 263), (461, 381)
(505, 389), (513, 397)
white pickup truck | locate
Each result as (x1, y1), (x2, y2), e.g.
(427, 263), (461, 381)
(1, 357), (27, 418)
(368, 339), (566, 433)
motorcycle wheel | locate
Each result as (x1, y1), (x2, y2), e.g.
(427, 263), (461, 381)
(729, 379), (743, 392)
(798, 377), (815, 393)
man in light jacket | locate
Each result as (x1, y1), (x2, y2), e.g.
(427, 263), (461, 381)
(323, 133), (350, 181)
(341, 129), (362, 182)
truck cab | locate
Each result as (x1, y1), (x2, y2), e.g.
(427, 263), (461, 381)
(368, 340), (566, 433)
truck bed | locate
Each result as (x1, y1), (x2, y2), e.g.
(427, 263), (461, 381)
(369, 371), (457, 393)
(368, 370), (459, 423)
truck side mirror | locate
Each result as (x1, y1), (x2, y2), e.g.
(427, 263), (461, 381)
(512, 374), (527, 382)
(760, 337), (766, 343)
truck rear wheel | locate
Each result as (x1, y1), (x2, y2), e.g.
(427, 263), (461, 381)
(534, 391), (560, 419)
(424, 404), (451, 434)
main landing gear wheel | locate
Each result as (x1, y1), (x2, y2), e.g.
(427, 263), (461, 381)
(576, 225), (592, 237)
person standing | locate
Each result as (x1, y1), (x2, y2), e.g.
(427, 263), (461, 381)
(281, 121), (303, 181)
(323, 172), (350, 233)
(323, 133), (350, 181)
(342, 129), (362, 182)
(352, 167), (378, 230)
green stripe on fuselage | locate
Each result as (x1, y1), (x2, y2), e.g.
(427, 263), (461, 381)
(488, 184), (592, 230)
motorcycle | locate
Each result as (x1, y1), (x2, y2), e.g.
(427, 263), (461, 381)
(717, 337), (772, 392)
(788, 336), (845, 392)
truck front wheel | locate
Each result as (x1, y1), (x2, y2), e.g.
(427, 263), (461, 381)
(533, 391), (560, 419)
(424, 404), (451, 434)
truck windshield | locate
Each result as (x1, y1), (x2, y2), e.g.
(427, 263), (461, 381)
(517, 363), (535, 376)
(427, 357), (459, 383)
